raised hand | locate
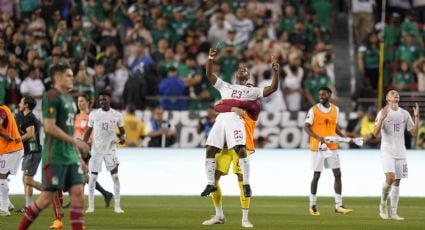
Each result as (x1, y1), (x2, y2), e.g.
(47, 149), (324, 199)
(380, 105), (390, 120)
(413, 102), (419, 119)
(271, 55), (280, 72)
(209, 48), (218, 59)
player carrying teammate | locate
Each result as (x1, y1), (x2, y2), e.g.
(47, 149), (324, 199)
(201, 47), (279, 198)
(374, 90), (419, 220)
(18, 65), (90, 230)
(84, 91), (126, 214)
(304, 87), (353, 216)
(202, 98), (260, 228)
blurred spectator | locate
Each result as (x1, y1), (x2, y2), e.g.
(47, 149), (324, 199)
(393, 60), (416, 91)
(208, 14), (230, 46)
(259, 69), (286, 112)
(20, 67), (44, 118)
(413, 57), (425, 91)
(197, 105), (217, 138)
(170, 8), (191, 42)
(401, 11), (422, 47)
(0, 69), (5, 104)
(349, 0), (374, 43)
(159, 48), (180, 77)
(413, 0), (425, 24)
(345, 105), (366, 149)
(395, 32), (422, 67)
(217, 44), (240, 83)
(128, 41), (153, 74)
(20, 0), (40, 19)
(158, 67), (187, 110)
(303, 63), (332, 106)
(289, 20), (307, 50)
(146, 106), (176, 147)
(123, 69), (147, 110)
(151, 38), (169, 63)
(228, 7), (254, 44)
(360, 106), (380, 148)
(110, 59), (130, 109)
(4, 66), (22, 110)
(282, 53), (304, 111)
(72, 62), (95, 105)
(279, 4), (297, 34)
(93, 61), (111, 107)
(416, 121), (425, 149)
(125, 17), (153, 46)
(122, 104), (145, 147)
(357, 32), (380, 90)
(310, 0), (334, 30)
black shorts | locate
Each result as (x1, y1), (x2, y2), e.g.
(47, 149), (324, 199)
(21, 153), (42, 177)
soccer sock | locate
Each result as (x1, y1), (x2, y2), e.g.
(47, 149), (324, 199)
(238, 181), (250, 209)
(70, 206), (84, 230)
(52, 196), (61, 220)
(88, 174), (98, 209)
(211, 182), (222, 208)
(0, 179), (9, 211)
(205, 158), (216, 185)
(390, 186), (400, 215)
(25, 196), (32, 207)
(57, 189), (63, 206)
(95, 182), (109, 197)
(239, 157), (250, 185)
(381, 182), (391, 204)
(335, 194), (342, 209)
(18, 203), (41, 230)
(111, 174), (120, 206)
(309, 194), (317, 206)
(242, 209), (249, 221)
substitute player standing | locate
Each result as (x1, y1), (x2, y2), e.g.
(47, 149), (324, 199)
(18, 65), (90, 230)
(304, 87), (353, 216)
(374, 90), (419, 220)
(84, 91), (126, 214)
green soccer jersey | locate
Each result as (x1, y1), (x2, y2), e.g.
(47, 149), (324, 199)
(303, 75), (332, 103)
(42, 88), (78, 165)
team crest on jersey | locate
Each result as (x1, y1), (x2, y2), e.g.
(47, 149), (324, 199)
(52, 176), (59, 185)
(48, 107), (56, 115)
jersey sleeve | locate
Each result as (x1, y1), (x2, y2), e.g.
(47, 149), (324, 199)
(23, 113), (36, 130)
(88, 111), (95, 128)
(305, 108), (314, 125)
(117, 113), (124, 128)
(406, 111), (415, 131)
(213, 77), (226, 91)
(42, 91), (59, 119)
(256, 87), (264, 99)
(375, 111), (382, 125)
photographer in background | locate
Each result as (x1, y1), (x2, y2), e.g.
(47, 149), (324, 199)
(146, 106), (176, 147)
(197, 105), (217, 139)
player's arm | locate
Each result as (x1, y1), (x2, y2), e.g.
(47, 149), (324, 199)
(83, 127), (93, 143)
(21, 125), (35, 142)
(262, 56), (280, 97)
(409, 103), (420, 137)
(44, 119), (89, 152)
(0, 108), (14, 142)
(117, 126), (126, 145)
(373, 106), (389, 138)
(205, 48), (218, 85)
(304, 108), (323, 142)
(336, 127), (346, 138)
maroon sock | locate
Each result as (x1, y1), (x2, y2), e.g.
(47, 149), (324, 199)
(18, 203), (41, 230)
(70, 206), (84, 230)
(57, 189), (64, 206)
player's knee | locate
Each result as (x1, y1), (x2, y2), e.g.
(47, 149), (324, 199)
(313, 172), (321, 181)
(206, 146), (219, 158)
(386, 174), (396, 184)
(0, 173), (8, 179)
(110, 167), (118, 175)
(233, 145), (246, 157)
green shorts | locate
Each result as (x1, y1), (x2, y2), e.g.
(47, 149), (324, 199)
(41, 164), (84, 192)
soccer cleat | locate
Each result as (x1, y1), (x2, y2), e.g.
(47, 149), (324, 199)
(202, 215), (225, 225)
(85, 207), (94, 213)
(379, 203), (389, 219)
(49, 219), (64, 229)
(8, 202), (14, 212)
(0, 209), (11, 216)
(335, 205), (353, 214)
(391, 214), (405, 221)
(241, 219), (254, 228)
(200, 185), (217, 197)
(114, 207), (125, 213)
(243, 184), (252, 197)
(62, 202), (70, 209)
(309, 205), (320, 216)
(104, 192), (113, 208)
(15, 207), (27, 213)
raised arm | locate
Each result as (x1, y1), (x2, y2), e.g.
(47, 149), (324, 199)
(410, 103), (420, 137)
(205, 48), (218, 85)
(263, 56), (280, 97)
(373, 106), (389, 138)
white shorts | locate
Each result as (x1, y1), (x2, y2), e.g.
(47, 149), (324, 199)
(311, 150), (340, 172)
(205, 114), (246, 149)
(0, 150), (24, 175)
(89, 153), (120, 173)
(381, 154), (408, 179)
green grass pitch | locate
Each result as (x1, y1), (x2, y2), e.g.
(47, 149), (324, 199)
(1, 196), (424, 229)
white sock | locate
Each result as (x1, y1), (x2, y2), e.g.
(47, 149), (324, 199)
(0, 179), (9, 211)
(25, 195), (32, 207)
(309, 194), (317, 206)
(381, 182), (391, 204)
(335, 194), (342, 209)
(215, 206), (224, 219)
(88, 174), (98, 209)
(239, 157), (250, 185)
(390, 186), (400, 215)
(205, 158), (216, 185)
(112, 174), (121, 207)
(242, 209), (249, 221)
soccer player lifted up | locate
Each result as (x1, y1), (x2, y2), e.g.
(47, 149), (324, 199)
(304, 87), (353, 216)
(374, 90), (419, 220)
(202, 98), (261, 228)
(201, 47), (279, 198)
(19, 65), (90, 230)
(84, 91), (126, 214)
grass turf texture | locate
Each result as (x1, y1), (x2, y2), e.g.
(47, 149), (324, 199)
(1, 196), (424, 229)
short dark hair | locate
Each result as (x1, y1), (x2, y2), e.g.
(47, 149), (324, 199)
(51, 64), (71, 79)
(127, 103), (136, 114)
(78, 94), (91, 104)
(98, 90), (111, 98)
(23, 96), (36, 110)
(319, 86), (332, 94)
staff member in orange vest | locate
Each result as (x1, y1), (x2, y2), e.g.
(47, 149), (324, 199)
(0, 104), (24, 216)
(304, 87), (353, 216)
